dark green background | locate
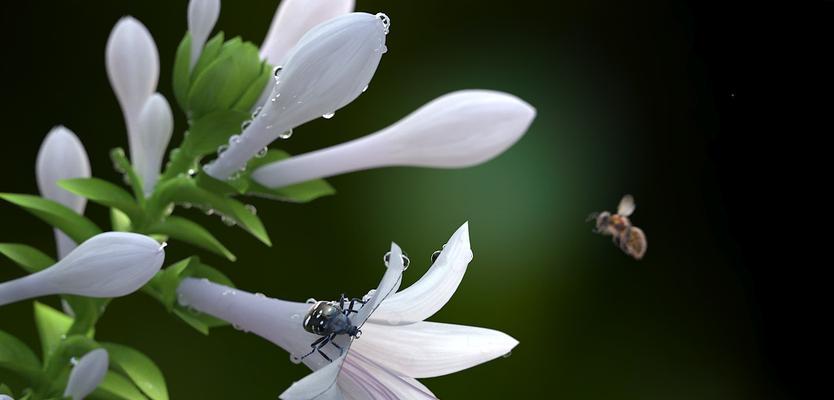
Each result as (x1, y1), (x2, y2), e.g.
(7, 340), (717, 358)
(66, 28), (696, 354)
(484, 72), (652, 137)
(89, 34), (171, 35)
(2, 0), (817, 398)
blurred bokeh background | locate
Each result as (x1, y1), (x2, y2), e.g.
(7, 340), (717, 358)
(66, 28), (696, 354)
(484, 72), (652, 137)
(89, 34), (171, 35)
(2, 0), (824, 398)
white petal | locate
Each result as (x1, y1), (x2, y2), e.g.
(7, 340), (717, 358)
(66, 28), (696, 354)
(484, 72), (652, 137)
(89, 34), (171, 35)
(352, 321), (518, 378)
(280, 353), (347, 400)
(261, 0), (355, 65)
(175, 278), (325, 367)
(205, 12), (388, 180)
(371, 222), (472, 325)
(35, 126), (91, 258)
(188, 0), (221, 70)
(134, 93), (173, 195)
(0, 395), (13, 400)
(106, 17), (160, 165)
(354, 242), (404, 327)
(64, 348), (109, 400)
(0, 233), (165, 306)
(251, 90), (535, 188)
(340, 353), (437, 399)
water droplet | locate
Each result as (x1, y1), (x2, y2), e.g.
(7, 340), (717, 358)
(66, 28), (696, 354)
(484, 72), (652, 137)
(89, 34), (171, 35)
(255, 147), (268, 158)
(502, 350), (512, 358)
(376, 13), (391, 34)
(278, 128), (293, 139)
(70, 357), (79, 366)
(362, 289), (376, 302)
(291, 313), (301, 320)
(229, 135), (241, 145)
(164, 204), (175, 215)
(383, 251), (410, 269)
(381, 45), (388, 54)
(354, 330), (363, 339)
(187, 168), (197, 176)
(362, 85), (368, 93)
(322, 112), (335, 119)
(232, 323), (242, 330)
(306, 298), (317, 304)
(177, 292), (188, 306)
(430, 250), (442, 264)
(254, 292), (266, 298)
(245, 204), (258, 215)
(182, 202), (193, 209)
(205, 208), (215, 216)
(241, 120), (252, 130)
(290, 354), (302, 364)
(60, 334), (67, 340)
(252, 106), (263, 119)
(273, 66), (283, 79)
(221, 215), (236, 226)
(217, 144), (228, 156)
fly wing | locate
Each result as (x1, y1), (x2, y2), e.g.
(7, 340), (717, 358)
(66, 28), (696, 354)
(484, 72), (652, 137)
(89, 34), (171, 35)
(617, 194), (636, 216)
(355, 242), (405, 328)
(279, 350), (349, 400)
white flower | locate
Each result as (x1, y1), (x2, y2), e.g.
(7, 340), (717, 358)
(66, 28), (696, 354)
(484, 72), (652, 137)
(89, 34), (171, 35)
(106, 17), (171, 193)
(64, 348), (109, 400)
(187, 0), (221, 70)
(0, 395), (13, 400)
(260, 0), (355, 66)
(0, 233), (166, 306)
(35, 126), (91, 259)
(251, 90), (536, 188)
(204, 12), (389, 180)
(134, 94), (174, 195)
(176, 223), (517, 399)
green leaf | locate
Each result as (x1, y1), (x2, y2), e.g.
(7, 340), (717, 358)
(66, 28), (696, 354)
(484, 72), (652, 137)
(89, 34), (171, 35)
(110, 148), (145, 204)
(181, 110), (250, 157)
(0, 194), (101, 243)
(33, 302), (73, 359)
(62, 296), (106, 337)
(172, 33), (192, 110)
(232, 59), (273, 112)
(245, 150), (336, 202)
(100, 343), (168, 400)
(147, 217), (235, 261)
(58, 178), (143, 223)
(144, 258), (193, 311)
(190, 32), (224, 85)
(0, 243), (54, 273)
(90, 371), (149, 400)
(187, 38), (263, 119)
(0, 330), (43, 384)
(110, 208), (132, 232)
(0, 383), (12, 395)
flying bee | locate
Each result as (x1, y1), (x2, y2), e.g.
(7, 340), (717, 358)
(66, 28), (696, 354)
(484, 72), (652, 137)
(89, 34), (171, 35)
(589, 194), (647, 260)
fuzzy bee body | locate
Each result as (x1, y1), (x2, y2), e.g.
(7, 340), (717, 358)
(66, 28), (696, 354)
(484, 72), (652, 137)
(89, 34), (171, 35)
(590, 195), (647, 260)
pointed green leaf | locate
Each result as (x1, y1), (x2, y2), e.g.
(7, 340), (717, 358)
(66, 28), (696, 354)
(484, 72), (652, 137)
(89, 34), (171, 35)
(232, 59), (272, 112)
(0, 194), (101, 243)
(110, 208), (132, 232)
(187, 38), (263, 119)
(58, 178), (143, 223)
(147, 217), (235, 261)
(0, 243), (54, 273)
(172, 33), (192, 110)
(0, 330), (43, 384)
(190, 32), (224, 85)
(181, 110), (250, 157)
(100, 343), (168, 400)
(110, 148), (145, 204)
(33, 302), (73, 359)
(143, 258), (194, 311)
(245, 150), (336, 203)
(90, 371), (149, 400)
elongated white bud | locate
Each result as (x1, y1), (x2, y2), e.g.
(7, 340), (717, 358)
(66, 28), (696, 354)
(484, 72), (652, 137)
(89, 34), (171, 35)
(134, 94), (174, 195)
(64, 349), (109, 400)
(0, 233), (165, 306)
(35, 126), (91, 258)
(106, 17), (160, 171)
(261, 0), (355, 65)
(251, 90), (536, 188)
(204, 12), (389, 180)
(188, 0), (221, 70)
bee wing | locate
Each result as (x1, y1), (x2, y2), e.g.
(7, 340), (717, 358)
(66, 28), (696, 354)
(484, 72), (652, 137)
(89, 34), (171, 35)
(617, 194), (636, 216)
(623, 227), (647, 260)
(279, 349), (350, 399)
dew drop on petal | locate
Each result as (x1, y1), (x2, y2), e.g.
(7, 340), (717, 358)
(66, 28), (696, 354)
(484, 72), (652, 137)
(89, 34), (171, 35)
(278, 128), (293, 139)
(376, 13), (391, 34)
(290, 354), (302, 364)
(362, 85), (369, 93)
(217, 144), (229, 156)
(383, 251), (410, 269)
(241, 120), (252, 130)
(306, 298), (317, 304)
(322, 112), (335, 119)
(430, 250), (442, 264)
(229, 134), (241, 145)
(380, 45), (388, 54)
(255, 147), (268, 158)
(251, 106), (263, 119)
(273, 66), (283, 79)
(502, 350), (512, 358)
(254, 292), (265, 298)
(291, 313), (301, 320)
(70, 357), (79, 366)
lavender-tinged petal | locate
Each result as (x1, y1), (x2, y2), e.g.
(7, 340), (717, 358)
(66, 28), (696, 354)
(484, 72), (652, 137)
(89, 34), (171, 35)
(351, 321), (518, 379)
(134, 93), (173, 195)
(279, 353), (347, 400)
(341, 353), (437, 399)
(64, 348), (109, 400)
(354, 242), (404, 326)
(187, 0), (221, 70)
(371, 222), (472, 325)
(251, 90), (535, 188)
(260, 0), (355, 65)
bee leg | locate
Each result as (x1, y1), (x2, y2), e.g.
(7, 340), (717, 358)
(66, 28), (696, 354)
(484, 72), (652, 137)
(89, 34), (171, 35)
(300, 336), (329, 360)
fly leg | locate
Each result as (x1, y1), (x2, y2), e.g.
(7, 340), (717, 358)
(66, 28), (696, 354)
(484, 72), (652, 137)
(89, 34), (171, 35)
(300, 335), (329, 360)
(329, 333), (344, 356)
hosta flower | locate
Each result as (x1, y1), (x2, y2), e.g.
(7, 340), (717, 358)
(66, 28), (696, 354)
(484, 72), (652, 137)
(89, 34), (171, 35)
(64, 348), (109, 400)
(106, 17), (173, 194)
(35, 126), (91, 259)
(176, 223), (517, 398)
(252, 90), (536, 188)
(0, 232), (165, 306)
(203, 12), (389, 180)
(260, 0), (355, 66)
(187, 0), (221, 70)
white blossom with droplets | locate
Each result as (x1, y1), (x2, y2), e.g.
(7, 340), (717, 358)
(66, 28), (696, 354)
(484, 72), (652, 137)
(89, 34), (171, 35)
(251, 90), (536, 189)
(0, 232), (166, 306)
(204, 12), (389, 180)
(64, 348), (109, 400)
(187, 0), (221, 70)
(134, 94), (174, 195)
(260, 0), (355, 66)
(176, 223), (517, 399)
(35, 126), (91, 259)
